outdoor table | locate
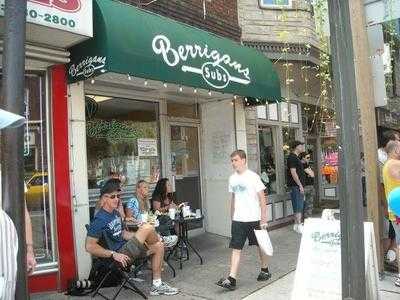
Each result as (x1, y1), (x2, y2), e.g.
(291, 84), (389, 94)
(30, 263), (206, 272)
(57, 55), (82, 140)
(168, 215), (204, 269)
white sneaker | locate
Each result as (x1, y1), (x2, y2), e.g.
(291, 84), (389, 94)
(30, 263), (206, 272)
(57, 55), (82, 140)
(162, 235), (178, 248)
(150, 282), (179, 296)
(297, 224), (304, 234)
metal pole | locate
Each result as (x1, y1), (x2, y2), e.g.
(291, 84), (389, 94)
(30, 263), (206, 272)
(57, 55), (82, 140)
(327, 1), (366, 299)
(1, 0), (28, 299)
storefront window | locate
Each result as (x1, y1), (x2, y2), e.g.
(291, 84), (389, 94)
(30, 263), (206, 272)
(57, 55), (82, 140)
(258, 127), (277, 194)
(320, 137), (339, 198)
(85, 96), (160, 193)
(0, 74), (57, 267)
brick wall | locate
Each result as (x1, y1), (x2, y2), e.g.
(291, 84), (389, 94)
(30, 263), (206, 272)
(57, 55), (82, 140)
(120, 0), (241, 41)
(238, 0), (318, 47)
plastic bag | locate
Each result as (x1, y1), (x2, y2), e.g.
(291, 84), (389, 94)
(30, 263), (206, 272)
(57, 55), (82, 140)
(254, 229), (273, 256)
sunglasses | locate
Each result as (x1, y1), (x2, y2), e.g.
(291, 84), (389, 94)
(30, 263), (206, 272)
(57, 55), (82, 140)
(108, 194), (120, 199)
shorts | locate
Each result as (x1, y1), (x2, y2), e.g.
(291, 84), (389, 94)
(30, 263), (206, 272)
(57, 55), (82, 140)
(391, 221), (400, 245)
(229, 221), (260, 250)
(290, 186), (304, 214)
(118, 236), (147, 259)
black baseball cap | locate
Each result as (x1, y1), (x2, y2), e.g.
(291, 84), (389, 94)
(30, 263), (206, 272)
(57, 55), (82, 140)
(290, 140), (305, 150)
(100, 179), (121, 197)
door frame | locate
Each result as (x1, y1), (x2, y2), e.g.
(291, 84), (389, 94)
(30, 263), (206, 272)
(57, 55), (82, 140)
(165, 119), (204, 233)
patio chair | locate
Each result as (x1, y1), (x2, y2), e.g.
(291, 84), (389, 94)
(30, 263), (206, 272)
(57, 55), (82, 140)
(85, 224), (148, 300)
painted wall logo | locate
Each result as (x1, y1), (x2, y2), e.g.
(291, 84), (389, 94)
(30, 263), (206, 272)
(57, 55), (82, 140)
(69, 56), (106, 78)
(29, 0), (81, 12)
(152, 35), (251, 89)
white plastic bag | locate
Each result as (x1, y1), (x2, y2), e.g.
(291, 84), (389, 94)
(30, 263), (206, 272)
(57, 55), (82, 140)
(254, 229), (273, 256)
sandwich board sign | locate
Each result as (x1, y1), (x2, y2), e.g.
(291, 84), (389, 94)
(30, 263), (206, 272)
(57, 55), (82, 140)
(291, 217), (379, 300)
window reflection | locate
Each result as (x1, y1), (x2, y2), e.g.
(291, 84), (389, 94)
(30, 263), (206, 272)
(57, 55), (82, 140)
(86, 96), (160, 191)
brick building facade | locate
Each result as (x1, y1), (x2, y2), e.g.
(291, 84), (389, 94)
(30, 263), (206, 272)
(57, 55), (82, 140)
(120, 0), (241, 41)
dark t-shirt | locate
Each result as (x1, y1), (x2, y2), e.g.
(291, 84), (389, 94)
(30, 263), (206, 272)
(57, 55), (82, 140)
(87, 208), (126, 251)
(287, 153), (306, 187)
(302, 162), (314, 186)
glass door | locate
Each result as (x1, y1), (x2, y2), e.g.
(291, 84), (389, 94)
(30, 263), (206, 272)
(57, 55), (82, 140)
(169, 125), (202, 227)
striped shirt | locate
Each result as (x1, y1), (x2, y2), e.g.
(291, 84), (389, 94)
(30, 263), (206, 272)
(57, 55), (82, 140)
(0, 208), (18, 300)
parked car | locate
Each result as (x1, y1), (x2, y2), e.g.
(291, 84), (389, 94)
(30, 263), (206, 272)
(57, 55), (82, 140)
(25, 172), (48, 211)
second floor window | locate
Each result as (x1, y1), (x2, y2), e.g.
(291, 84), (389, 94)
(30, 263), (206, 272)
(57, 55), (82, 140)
(260, 0), (292, 8)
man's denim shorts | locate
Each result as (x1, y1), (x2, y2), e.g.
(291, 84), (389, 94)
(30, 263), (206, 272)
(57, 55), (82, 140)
(290, 186), (305, 214)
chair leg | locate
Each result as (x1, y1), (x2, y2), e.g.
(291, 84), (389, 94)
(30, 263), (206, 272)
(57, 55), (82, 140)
(92, 269), (113, 299)
(165, 257), (176, 277)
(125, 279), (148, 299)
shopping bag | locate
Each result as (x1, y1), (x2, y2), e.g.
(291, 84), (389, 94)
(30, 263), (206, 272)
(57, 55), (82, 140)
(254, 229), (273, 256)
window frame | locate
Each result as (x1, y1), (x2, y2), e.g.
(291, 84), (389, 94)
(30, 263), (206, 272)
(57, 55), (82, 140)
(259, 0), (293, 9)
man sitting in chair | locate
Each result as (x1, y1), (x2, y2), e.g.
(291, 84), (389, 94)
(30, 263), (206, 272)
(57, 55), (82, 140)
(86, 179), (179, 296)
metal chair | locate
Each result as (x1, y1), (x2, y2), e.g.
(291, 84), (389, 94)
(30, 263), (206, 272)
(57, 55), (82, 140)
(85, 224), (147, 300)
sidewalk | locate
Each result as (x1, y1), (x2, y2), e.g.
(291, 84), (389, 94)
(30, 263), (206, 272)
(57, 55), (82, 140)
(244, 271), (400, 300)
(32, 225), (301, 300)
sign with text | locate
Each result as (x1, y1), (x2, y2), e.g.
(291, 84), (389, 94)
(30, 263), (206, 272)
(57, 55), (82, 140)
(0, 0), (92, 37)
(138, 139), (158, 157)
(291, 219), (379, 300)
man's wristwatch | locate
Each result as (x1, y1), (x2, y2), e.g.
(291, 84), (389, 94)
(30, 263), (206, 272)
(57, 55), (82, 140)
(110, 251), (115, 258)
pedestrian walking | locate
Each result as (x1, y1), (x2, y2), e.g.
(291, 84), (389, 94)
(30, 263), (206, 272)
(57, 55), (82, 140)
(378, 130), (400, 266)
(287, 141), (306, 234)
(216, 150), (271, 291)
(382, 140), (400, 287)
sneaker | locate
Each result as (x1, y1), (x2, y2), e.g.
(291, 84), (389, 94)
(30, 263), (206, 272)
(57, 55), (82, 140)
(150, 282), (179, 296)
(162, 235), (178, 248)
(297, 224), (304, 234)
(257, 271), (272, 281)
(293, 224), (298, 232)
(394, 275), (400, 287)
(216, 278), (236, 291)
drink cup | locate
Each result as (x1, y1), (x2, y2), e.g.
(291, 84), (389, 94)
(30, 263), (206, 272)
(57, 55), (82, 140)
(141, 212), (148, 223)
(183, 205), (191, 218)
(195, 209), (202, 218)
(168, 208), (176, 220)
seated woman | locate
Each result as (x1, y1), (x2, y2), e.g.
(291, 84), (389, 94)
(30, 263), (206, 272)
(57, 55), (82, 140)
(126, 180), (177, 248)
(151, 178), (177, 213)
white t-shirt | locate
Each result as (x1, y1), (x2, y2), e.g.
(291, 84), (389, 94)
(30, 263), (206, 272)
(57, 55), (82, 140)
(229, 169), (266, 222)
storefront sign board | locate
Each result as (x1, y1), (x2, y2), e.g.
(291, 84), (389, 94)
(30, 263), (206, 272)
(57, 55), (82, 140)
(138, 139), (158, 157)
(291, 218), (378, 300)
(67, 0), (280, 103)
(0, 0), (93, 37)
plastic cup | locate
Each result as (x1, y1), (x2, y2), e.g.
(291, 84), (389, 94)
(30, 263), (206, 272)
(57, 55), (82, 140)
(168, 208), (176, 220)
(195, 209), (202, 218)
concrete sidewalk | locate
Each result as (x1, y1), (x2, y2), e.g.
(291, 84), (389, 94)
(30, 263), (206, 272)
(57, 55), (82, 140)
(32, 225), (301, 300)
(244, 270), (400, 300)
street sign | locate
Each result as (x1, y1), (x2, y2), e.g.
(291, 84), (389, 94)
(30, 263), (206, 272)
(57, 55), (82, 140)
(364, 0), (400, 25)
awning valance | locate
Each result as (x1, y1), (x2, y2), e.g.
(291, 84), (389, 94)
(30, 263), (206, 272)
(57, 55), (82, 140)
(67, 0), (281, 103)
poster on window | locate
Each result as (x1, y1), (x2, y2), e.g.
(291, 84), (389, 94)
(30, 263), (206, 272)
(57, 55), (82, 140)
(138, 138), (158, 157)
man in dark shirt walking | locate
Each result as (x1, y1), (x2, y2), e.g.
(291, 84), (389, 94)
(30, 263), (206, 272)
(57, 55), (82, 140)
(287, 141), (306, 234)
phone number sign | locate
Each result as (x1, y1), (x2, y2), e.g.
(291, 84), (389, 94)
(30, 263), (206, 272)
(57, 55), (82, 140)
(0, 0), (92, 37)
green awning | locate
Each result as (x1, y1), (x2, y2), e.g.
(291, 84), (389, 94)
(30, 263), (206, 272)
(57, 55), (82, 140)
(67, 0), (281, 103)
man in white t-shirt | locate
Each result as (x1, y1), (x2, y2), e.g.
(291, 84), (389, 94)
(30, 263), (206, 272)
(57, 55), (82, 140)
(216, 150), (270, 291)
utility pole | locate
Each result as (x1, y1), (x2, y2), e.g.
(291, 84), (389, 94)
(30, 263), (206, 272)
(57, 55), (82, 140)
(1, 0), (28, 299)
(348, 0), (382, 273)
(328, 1), (366, 299)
